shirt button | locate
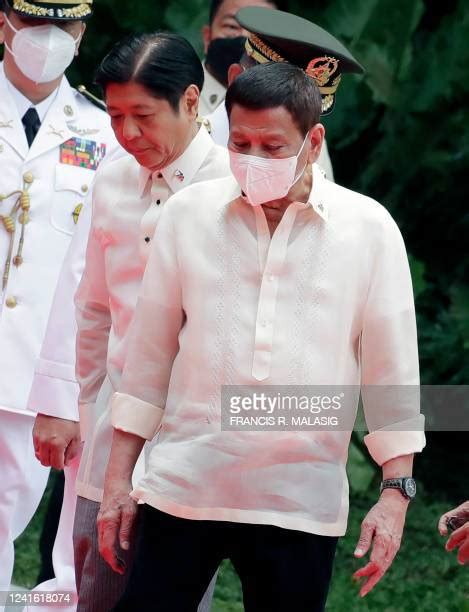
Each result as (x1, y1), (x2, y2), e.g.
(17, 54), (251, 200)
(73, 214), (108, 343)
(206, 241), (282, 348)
(156, 199), (161, 205)
(268, 274), (275, 282)
(261, 320), (268, 328)
(157, 173), (163, 179)
(81, 184), (89, 193)
(144, 237), (151, 243)
(5, 296), (17, 309)
(23, 171), (34, 184)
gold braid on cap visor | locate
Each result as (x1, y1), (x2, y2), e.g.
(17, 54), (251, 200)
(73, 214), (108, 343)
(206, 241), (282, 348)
(245, 35), (342, 113)
(245, 35), (287, 64)
(12, 0), (93, 18)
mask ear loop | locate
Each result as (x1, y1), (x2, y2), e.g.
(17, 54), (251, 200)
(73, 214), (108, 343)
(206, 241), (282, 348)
(290, 131), (311, 189)
(3, 39), (17, 59)
(75, 27), (85, 43)
(73, 27), (85, 55)
(3, 12), (20, 35)
(3, 12), (19, 57)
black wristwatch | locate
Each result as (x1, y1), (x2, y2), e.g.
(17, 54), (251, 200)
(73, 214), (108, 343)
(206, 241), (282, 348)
(380, 477), (417, 500)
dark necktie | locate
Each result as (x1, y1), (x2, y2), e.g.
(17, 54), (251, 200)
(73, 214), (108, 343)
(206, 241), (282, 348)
(22, 107), (41, 147)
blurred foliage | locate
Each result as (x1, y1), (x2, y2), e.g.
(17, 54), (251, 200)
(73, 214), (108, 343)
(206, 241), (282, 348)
(305, 0), (469, 387)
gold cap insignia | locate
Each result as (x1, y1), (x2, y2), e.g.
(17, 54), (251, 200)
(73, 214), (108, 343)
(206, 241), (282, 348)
(244, 39), (343, 115)
(305, 57), (339, 88)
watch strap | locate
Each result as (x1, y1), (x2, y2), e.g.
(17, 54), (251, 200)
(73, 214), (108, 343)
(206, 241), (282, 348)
(380, 478), (405, 491)
(380, 477), (416, 500)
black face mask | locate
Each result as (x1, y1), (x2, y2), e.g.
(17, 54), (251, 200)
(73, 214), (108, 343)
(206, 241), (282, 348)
(205, 36), (246, 87)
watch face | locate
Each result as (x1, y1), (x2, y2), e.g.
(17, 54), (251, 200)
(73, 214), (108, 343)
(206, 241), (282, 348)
(404, 479), (417, 498)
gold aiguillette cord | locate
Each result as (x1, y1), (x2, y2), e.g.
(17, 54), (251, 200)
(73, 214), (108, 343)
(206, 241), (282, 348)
(1, 177), (32, 290)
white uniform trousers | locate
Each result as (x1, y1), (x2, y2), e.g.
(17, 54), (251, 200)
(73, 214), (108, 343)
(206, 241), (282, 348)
(0, 411), (50, 591)
(27, 452), (81, 612)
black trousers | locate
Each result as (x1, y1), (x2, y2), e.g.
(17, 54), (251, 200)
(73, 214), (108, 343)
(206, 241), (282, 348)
(114, 505), (338, 612)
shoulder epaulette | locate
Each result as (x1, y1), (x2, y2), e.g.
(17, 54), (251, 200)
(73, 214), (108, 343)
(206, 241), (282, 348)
(77, 85), (106, 111)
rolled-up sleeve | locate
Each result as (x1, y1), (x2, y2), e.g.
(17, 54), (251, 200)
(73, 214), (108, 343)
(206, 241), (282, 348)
(111, 205), (184, 440)
(110, 393), (164, 440)
(361, 209), (426, 465)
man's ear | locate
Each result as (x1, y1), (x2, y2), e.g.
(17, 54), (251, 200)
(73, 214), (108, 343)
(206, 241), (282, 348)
(183, 84), (200, 119)
(201, 24), (211, 55)
(307, 123), (325, 164)
(227, 63), (243, 86)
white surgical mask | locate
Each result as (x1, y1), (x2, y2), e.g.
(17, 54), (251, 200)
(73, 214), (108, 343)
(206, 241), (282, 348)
(4, 13), (81, 83)
(229, 133), (310, 206)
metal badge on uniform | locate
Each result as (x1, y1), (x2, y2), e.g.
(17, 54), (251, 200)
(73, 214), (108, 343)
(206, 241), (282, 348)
(60, 137), (106, 171)
(72, 204), (83, 224)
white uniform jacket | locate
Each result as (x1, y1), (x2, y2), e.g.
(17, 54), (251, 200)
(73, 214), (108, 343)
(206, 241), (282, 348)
(198, 64), (227, 118)
(0, 63), (119, 416)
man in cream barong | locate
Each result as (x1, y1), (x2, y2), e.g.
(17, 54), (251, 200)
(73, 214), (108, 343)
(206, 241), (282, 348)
(99, 62), (425, 611)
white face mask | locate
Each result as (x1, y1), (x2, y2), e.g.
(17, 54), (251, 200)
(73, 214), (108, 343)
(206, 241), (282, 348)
(229, 132), (310, 206)
(4, 14), (81, 83)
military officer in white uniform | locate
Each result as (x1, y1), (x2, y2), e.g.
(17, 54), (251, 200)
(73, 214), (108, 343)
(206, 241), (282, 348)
(206, 7), (365, 182)
(199, 0), (277, 117)
(0, 0), (119, 594)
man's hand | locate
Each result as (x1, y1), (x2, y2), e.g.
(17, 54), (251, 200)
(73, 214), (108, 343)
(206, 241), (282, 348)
(97, 480), (138, 575)
(438, 501), (469, 565)
(353, 489), (409, 597)
(33, 414), (81, 470)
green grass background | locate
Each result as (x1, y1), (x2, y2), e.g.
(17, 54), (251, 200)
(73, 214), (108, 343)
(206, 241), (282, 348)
(13, 451), (469, 611)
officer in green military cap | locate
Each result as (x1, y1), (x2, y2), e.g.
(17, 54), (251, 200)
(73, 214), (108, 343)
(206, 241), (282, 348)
(237, 6), (363, 114)
(207, 6), (363, 180)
